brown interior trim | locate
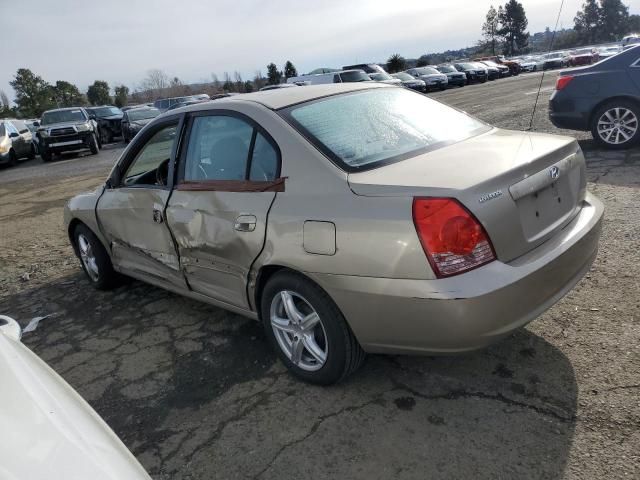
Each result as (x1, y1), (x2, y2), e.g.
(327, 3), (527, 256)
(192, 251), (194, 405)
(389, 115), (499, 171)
(176, 177), (286, 192)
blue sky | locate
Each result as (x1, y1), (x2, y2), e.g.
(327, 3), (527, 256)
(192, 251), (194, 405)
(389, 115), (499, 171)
(0, 0), (636, 101)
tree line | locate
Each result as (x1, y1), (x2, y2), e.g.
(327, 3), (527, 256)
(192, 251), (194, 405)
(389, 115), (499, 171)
(1, 59), (300, 118)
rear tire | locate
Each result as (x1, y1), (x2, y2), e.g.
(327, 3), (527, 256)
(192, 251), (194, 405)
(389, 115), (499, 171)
(590, 100), (640, 150)
(73, 224), (119, 290)
(261, 271), (366, 385)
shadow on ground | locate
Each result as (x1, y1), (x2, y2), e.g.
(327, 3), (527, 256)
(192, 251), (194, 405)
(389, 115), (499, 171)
(0, 272), (578, 479)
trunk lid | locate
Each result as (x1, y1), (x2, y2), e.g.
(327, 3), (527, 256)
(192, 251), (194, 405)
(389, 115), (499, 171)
(348, 129), (586, 262)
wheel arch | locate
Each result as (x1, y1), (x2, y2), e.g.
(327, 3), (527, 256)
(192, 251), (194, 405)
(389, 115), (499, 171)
(67, 219), (110, 258)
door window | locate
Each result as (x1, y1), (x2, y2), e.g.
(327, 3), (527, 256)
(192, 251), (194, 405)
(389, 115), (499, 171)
(249, 132), (279, 181)
(122, 124), (177, 186)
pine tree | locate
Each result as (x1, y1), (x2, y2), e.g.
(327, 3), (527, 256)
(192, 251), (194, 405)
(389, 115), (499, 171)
(267, 63), (283, 85)
(284, 61), (298, 79)
(498, 0), (529, 55)
(574, 0), (601, 45)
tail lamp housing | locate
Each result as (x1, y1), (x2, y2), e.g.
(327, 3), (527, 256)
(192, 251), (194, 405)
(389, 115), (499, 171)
(412, 198), (496, 278)
(555, 75), (574, 91)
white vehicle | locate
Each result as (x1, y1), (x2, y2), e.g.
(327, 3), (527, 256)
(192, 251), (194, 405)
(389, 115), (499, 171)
(622, 34), (639, 47)
(598, 45), (623, 58)
(0, 315), (151, 480)
(515, 56), (539, 72)
(287, 69), (371, 85)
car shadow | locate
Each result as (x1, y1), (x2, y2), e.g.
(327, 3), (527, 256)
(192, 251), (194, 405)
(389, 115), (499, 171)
(0, 273), (577, 479)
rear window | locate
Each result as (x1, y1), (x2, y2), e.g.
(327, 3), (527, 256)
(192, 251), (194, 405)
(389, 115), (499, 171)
(338, 71), (370, 83)
(283, 88), (489, 172)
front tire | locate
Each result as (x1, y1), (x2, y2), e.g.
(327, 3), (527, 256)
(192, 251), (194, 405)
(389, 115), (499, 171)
(41, 148), (52, 162)
(73, 224), (120, 290)
(590, 100), (640, 150)
(28, 144), (36, 160)
(261, 271), (365, 385)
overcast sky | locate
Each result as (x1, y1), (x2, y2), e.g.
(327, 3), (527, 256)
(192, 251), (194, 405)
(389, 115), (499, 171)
(0, 0), (636, 101)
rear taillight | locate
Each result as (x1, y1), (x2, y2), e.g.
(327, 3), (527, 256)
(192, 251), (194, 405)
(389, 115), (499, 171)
(412, 198), (496, 278)
(556, 75), (574, 90)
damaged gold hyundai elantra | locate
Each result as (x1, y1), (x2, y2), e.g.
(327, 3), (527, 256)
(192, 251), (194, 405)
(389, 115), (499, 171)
(64, 83), (603, 384)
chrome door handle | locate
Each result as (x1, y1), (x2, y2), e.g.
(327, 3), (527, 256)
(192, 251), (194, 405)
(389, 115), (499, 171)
(235, 215), (257, 232)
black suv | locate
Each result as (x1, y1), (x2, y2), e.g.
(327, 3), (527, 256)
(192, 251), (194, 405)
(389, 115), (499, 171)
(85, 106), (124, 144)
(36, 108), (100, 162)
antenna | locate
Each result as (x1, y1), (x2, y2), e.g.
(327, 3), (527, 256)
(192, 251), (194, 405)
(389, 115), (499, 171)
(528, 0), (565, 131)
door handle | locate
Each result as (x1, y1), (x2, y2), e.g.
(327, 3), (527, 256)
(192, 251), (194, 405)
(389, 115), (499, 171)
(235, 215), (257, 232)
(152, 208), (164, 224)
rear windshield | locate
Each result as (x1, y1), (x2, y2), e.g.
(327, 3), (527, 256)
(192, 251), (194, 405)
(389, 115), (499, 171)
(128, 108), (160, 121)
(437, 65), (456, 73)
(93, 106), (122, 117)
(392, 72), (414, 81)
(41, 109), (86, 125)
(413, 67), (440, 75)
(284, 88), (489, 172)
(339, 71), (371, 82)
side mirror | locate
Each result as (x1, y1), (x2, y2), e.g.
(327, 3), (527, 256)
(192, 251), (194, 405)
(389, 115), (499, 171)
(9, 132), (19, 138)
(33, 121), (40, 127)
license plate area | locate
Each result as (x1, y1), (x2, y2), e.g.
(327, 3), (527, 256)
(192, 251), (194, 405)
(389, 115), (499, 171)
(516, 177), (574, 241)
(50, 139), (82, 147)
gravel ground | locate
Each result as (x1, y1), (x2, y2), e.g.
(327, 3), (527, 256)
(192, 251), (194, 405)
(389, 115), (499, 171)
(0, 72), (639, 480)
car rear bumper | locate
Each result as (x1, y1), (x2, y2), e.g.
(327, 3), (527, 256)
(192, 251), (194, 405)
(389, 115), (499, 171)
(308, 192), (603, 355)
(548, 92), (592, 131)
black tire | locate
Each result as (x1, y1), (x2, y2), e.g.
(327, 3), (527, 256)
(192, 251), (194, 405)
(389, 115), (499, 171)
(261, 271), (365, 385)
(89, 133), (99, 154)
(41, 148), (52, 162)
(590, 99), (640, 150)
(28, 144), (36, 160)
(8, 150), (17, 167)
(99, 128), (108, 145)
(73, 224), (120, 290)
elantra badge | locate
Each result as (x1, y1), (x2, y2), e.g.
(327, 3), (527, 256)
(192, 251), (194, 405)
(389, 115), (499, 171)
(479, 190), (503, 204)
(549, 166), (560, 179)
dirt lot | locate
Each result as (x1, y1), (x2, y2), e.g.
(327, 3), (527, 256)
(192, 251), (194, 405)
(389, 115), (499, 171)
(1, 73), (639, 479)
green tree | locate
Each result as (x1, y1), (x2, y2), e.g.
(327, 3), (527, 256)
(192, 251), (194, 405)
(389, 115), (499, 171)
(267, 63), (282, 85)
(628, 14), (640, 33)
(415, 55), (430, 67)
(244, 80), (254, 93)
(482, 5), (501, 55)
(386, 53), (406, 73)
(9, 68), (53, 117)
(114, 85), (129, 108)
(598, 0), (629, 41)
(498, 0), (529, 55)
(284, 61), (298, 79)
(574, 0), (602, 45)
(86, 80), (111, 105)
(51, 80), (84, 107)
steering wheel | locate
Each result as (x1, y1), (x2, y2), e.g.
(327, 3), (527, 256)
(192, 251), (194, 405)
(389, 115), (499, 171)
(156, 159), (170, 186)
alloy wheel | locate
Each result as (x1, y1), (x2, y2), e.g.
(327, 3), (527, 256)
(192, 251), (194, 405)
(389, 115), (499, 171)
(270, 290), (328, 371)
(77, 233), (99, 282)
(597, 107), (638, 145)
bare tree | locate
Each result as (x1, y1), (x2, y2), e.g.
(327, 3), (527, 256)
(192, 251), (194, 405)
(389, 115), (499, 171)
(234, 71), (244, 92)
(253, 71), (266, 90)
(141, 69), (169, 98)
(211, 73), (220, 89)
(0, 90), (9, 108)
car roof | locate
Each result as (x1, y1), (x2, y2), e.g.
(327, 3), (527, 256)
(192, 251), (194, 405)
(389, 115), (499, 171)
(42, 107), (87, 113)
(189, 82), (389, 110)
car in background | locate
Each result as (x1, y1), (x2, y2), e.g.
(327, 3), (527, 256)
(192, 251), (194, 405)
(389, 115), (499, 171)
(122, 103), (153, 112)
(85, 105), (124, 144)
(454, 62), (488, 83)
(0, 315), (151, 479)
(64, 83), (603, 384)
(549, 45), (640, 149)
(121, 107), (161, 142)
(37, 107), (100, 162)
(153, 95), (196, 112)
(342, 63), (387, 74)
(287, 69), (371, 85)
(391, 72), (426, 92)
(167, 98), (210, 111)
(514, 56), (539, 72)
(598, 45), (622, 58)
(569, 48), (599, 66)
(0, 119), (36, 167)
(24, 119), (41, 154)
(368, 71), (403, 85)
(435, 65), (467, 87)
(542, 51), (570, 70)
(476, 56), (520, 75)
(404, 67), (448, 91)
(260, 84), (299, 91)
(479, 60), (509, 77)
(622, 33), (639, 48)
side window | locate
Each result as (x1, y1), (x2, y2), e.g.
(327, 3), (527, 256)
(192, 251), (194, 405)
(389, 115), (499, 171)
(184, 116), (253, 181)
(249, 133), (278, 181)
(6, 122), (18, 135)
(123, 124), (177, 186)
(13, 120), (28, 133)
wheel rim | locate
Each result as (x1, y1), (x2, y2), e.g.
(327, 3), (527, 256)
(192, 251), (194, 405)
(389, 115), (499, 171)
(597, 107), (638, 145)
(77, 234), (99, 281)
(270, 290), (328, 372)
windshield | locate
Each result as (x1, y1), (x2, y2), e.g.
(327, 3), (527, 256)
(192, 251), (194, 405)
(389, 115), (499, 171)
(128, 108), (160, 121)
(457, 63), (475, 70)
(339, 71), (371, 82)
(573, 49), (592, 55)
(93, 106), (122, 117)
(41, 109), (86, 125)
(436, 65), (456, 73)
(482, 61), (499, 67)
(284, 88), (488, 171)
(392, 72), (415, 81)
(413, 67), (440, 75)
(547, 53), (563, 59)
(370, 72), (392, 81)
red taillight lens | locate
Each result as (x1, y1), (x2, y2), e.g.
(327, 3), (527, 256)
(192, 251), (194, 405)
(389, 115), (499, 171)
(556, 75), (574, 91)
(412, 198), (496, 278)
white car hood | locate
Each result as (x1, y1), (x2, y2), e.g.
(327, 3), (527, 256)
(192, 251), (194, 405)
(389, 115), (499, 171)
(0, 324), (150, 480)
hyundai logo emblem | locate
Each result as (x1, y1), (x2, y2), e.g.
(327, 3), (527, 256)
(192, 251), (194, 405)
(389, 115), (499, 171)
(549, 166), (560, 179)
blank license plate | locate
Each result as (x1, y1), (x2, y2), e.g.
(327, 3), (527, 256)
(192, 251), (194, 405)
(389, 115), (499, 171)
(50, 140), (82, 147)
